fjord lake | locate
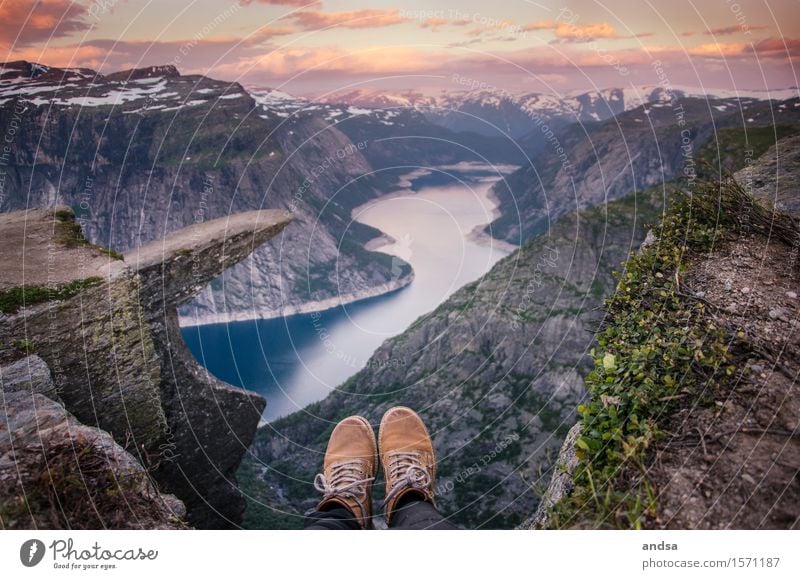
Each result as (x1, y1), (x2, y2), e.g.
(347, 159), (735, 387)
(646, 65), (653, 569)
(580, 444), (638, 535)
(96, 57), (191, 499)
(182, 165), (515, 421)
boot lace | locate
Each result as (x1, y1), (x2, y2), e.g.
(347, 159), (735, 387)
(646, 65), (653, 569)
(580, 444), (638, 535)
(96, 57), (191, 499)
(314, 459), (373, 514)
(383, 451), (432, 507)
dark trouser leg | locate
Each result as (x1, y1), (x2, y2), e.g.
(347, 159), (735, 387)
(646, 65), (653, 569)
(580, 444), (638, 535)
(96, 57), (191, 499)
(304, 505), (362, 530)
(389, 496), (459, 530)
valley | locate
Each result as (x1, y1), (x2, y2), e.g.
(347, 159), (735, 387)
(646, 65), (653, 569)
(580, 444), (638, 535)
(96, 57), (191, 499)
(182, 164), (513, 421)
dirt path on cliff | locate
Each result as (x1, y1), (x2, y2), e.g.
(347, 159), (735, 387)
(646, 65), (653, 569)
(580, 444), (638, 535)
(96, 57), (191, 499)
(647, 232), (799, 529)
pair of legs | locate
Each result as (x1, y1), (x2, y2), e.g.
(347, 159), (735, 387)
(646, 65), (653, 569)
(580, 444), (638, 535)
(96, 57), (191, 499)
(304, 406), (457, 530)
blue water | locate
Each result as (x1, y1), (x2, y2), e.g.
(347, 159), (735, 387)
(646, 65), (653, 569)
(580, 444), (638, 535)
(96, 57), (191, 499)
(182, 166), (514, 421)
(181, 291), (407, 421)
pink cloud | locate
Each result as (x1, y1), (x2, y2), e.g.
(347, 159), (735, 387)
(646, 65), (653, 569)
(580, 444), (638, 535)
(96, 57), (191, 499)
(0, 0), (90, 48)
(5, 43), (107, 69)
(238, 0), (321, 6)
(248, 25), (297, 44)
(221, 45), (446, 78)
(751, 37), (800, 57)
(688, 42), (749, 57)
(706, 25), (768, 36)
(281, 8), (407, 30)
(465, 19), (520, 38)
(6, 35), (263, 75)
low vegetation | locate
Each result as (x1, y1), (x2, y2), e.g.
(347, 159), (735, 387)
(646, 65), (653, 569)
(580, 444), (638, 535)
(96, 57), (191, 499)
(0, 277), (104, 314)
(550, 178), (775, 528)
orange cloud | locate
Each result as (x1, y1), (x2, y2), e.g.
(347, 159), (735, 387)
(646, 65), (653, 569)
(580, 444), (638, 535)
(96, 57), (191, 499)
(556, 22), (618, 40)
(524, 19), (619, 41)
(420, 17), (470, 31)
(421, 17), (450, 30)
(282, 9), (407, 30)
(688, 42), (748, 57)
(5, 35), (267, 75)
(683, 37), (800, 58)
(5, 44), (108, 69)
(0, 0), (90, 48)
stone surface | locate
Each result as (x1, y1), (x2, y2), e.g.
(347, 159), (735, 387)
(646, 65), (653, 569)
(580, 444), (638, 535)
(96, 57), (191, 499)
(0, 206), (125, 290)
(735, 133), (800, 216)
(530, 136), (800, 530)
(0, 390), (185, 529)
(128, 209), (292, 309)
(0, 354), (59, 401)
(523, 423), (582, 529)
(3, 273), (168, 450)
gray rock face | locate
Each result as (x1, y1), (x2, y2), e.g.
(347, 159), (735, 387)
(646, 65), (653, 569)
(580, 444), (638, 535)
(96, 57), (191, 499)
(0, 354), (59, 400)
(490, 97), (800, 244)
(0, 206), (291, 528)
(520, 136), (800, 529)
(0, 386), (185, 529)
(735, 133), (800, 216)
(522, 423), (582, 529)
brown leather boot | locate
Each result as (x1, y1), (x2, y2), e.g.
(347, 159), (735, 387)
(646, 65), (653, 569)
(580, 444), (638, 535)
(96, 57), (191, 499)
(378, 406), (437, 525)
(313, 416), (377, 529)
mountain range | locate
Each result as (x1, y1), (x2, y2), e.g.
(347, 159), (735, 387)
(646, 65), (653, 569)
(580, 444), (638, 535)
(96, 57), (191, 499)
(311, 84), (799, 138)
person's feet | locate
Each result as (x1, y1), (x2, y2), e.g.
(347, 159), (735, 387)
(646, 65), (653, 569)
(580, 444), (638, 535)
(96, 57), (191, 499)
(378, 406), (437, 524)
(313, 416), (377, 529)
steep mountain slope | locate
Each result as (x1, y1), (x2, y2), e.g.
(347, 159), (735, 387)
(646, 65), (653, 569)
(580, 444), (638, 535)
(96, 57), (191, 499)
(534, 141), (800, 529)
(242, 186), (665, 529)
(488, 96), (800, 244)
(737, 133), (800, 214)
(0, 61), (408, 323)
(1, 61), (536, 323)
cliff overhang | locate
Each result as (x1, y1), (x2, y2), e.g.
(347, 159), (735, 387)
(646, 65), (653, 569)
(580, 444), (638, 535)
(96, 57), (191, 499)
(0, 205), (292, 528)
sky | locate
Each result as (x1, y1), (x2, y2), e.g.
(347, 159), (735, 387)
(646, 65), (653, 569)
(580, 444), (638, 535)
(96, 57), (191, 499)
(1, 0), (798, 97)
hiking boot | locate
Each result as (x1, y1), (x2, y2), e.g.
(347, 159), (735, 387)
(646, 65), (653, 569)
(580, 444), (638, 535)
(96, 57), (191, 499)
(313, 415), (377, 529)
(378, 406), (437, 524)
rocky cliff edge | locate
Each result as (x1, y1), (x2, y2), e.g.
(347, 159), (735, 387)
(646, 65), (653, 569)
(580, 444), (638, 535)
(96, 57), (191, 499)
(0, 205), (291, 528)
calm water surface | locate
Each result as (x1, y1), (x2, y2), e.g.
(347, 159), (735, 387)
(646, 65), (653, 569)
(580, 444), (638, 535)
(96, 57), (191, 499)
(182, 166), (514, 421)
